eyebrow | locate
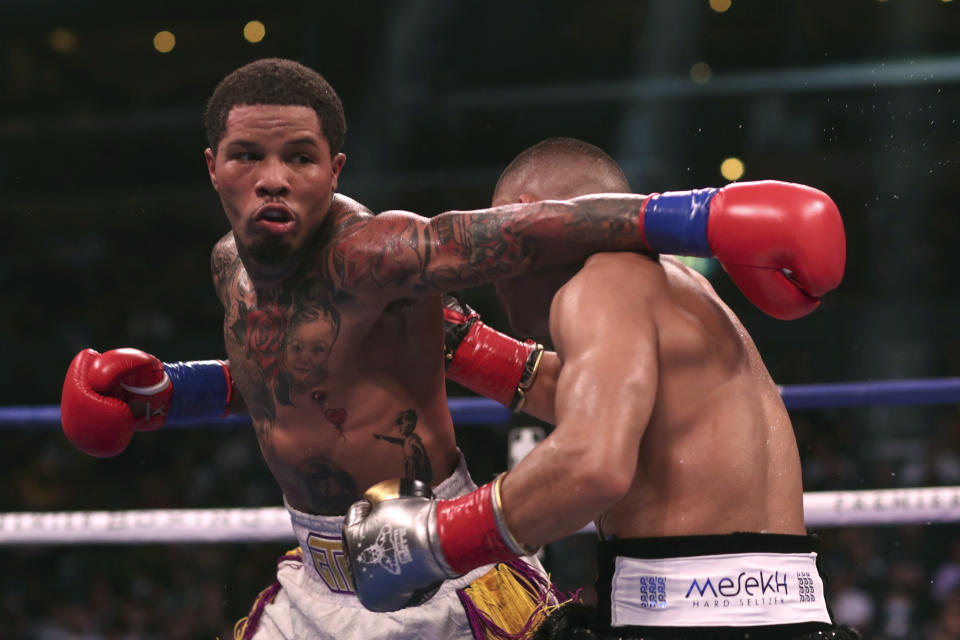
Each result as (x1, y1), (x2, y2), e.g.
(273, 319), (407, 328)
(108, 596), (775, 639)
(285, 137), (323, 147)
(223, 136), (323, 149)
(222, 139), (258, 150)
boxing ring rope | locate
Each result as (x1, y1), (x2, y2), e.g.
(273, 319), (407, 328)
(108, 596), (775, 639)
(4, 377), (960, 431)
(2, 377), (959, 545)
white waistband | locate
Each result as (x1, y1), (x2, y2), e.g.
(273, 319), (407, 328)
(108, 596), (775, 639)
(610, 551), (832, 628)
(285, 450), (476, 594)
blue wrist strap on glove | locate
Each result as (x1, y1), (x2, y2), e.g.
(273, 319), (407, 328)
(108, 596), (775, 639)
(643, 187), (718, 257)
(164, 361), (229, 420)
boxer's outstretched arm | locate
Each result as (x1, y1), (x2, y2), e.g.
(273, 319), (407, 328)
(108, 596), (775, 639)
(331, 181), (846, 320)
(328, 195), (647, 296)
(499, 255), (659, 546)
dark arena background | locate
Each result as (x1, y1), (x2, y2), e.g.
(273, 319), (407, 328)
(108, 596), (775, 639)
(2, 1), (960, 638)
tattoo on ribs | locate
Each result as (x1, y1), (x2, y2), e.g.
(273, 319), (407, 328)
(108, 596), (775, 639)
(301, 459), (361, 515)
(373, 409), (433, 484)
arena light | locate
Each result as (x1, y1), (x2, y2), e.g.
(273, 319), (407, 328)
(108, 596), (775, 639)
(153, 30), (176, 53)
(244, 20), (266, 43)
(720, 156), (745, 181)
(709, 0), (732, 12)
(690, 61), (712, 84)
(48, 28), (77, 54)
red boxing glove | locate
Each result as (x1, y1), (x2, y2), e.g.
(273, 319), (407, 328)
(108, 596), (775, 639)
(641, 181), (846, 320)
(61, 349), (143, 457)
(442, 295), (543, 409)
(61, 348), (231, 457)
(435, 476), (536, 575)
(708, 181), (846, 320)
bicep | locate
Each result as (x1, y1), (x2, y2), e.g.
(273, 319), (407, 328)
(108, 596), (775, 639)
(327, 210), (433, 294)
(552, 296), (659, 470)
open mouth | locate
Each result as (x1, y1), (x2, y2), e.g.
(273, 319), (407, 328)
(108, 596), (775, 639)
(253, 205), (295, 232)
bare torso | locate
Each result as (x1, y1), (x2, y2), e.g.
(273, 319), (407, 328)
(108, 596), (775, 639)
(212, 197), (459, 515)
(554, 252), (805, 539)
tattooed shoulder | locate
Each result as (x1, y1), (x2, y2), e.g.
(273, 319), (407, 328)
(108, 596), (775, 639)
(211, 235), (242, 305)
(329, 194), (375, 235)
(327, 211), (426, 292)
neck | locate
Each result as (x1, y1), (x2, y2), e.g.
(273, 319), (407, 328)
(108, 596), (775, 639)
(235, 226), (325, 295)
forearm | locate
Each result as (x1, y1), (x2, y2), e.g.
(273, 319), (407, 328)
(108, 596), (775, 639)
(498, 433), (624, 547)
(423, 195), (647, 292)
(498, 317), (655, 547)
(514, 352), (558, 424)
(333, 198), (650, 296)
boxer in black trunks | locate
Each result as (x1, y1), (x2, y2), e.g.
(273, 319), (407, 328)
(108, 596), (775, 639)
(344, 138), (856, 640)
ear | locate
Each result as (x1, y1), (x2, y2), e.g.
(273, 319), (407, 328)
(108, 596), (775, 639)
(517, 193), (537, 204)
(330, 153), (346, 192)
(204, 148), (218, 191)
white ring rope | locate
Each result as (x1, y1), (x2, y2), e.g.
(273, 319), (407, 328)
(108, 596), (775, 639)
(2, 485), (958, 546)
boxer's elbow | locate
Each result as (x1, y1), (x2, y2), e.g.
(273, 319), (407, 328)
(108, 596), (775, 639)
(568, 449), (634, 508)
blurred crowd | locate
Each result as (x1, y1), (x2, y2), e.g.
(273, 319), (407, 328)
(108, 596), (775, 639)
(1, 404), (959, 639)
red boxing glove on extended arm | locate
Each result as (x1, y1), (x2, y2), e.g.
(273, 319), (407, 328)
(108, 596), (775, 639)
(61, 348), (232, 457)
(61, 349), (139, 458)
(640, 180), (846, 320)
(707, 181), (846, 320)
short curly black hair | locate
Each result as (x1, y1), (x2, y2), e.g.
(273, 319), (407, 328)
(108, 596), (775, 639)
(203, 58), (346, 157)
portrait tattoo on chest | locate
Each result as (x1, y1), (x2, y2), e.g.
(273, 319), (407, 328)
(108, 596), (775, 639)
(373, 409), (433, 484)
(227, 275), (344, 438)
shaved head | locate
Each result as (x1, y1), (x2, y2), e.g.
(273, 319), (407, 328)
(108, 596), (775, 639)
(492, 138), (633, 341)
(493, 137), (631, 206)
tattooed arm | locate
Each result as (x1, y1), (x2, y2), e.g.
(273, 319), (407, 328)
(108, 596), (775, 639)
(328, 195), (648, 295)
(209, 234), (252, 416)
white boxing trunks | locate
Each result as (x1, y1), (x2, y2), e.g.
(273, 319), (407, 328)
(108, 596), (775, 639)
(236, 452), (556, 640)
(580, 533), (854, 640)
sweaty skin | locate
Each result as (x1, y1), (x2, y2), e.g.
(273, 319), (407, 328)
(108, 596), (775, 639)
(499, 252), (805, 543)
(491, 153), (805, 546)
(204, 105), (654, 514)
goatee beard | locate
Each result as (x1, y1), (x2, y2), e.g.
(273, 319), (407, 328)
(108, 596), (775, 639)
(246, 235), (295, 266)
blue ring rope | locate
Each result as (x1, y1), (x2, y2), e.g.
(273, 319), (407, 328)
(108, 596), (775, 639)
(5, 378), (959, 431)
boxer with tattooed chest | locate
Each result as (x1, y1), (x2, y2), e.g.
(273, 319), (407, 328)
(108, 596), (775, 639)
(212, 213), (452, 517)
(60, 58), (845, 639)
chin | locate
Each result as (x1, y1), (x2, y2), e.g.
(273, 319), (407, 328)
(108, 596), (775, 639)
(246, 236), (296, 265)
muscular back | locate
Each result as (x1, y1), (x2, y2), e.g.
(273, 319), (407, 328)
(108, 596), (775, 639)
(551, 252), (805, 539)
(210, 196), (458, 515)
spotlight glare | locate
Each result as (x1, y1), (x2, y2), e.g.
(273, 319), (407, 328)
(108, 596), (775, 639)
(720, 157), (745, 181)
(153, 30), (176, 53)
(690, 61), (712, 84)
(244, 20), (266, 43)
(48, 28), (78, 54)
(709, 0), (732, 12)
